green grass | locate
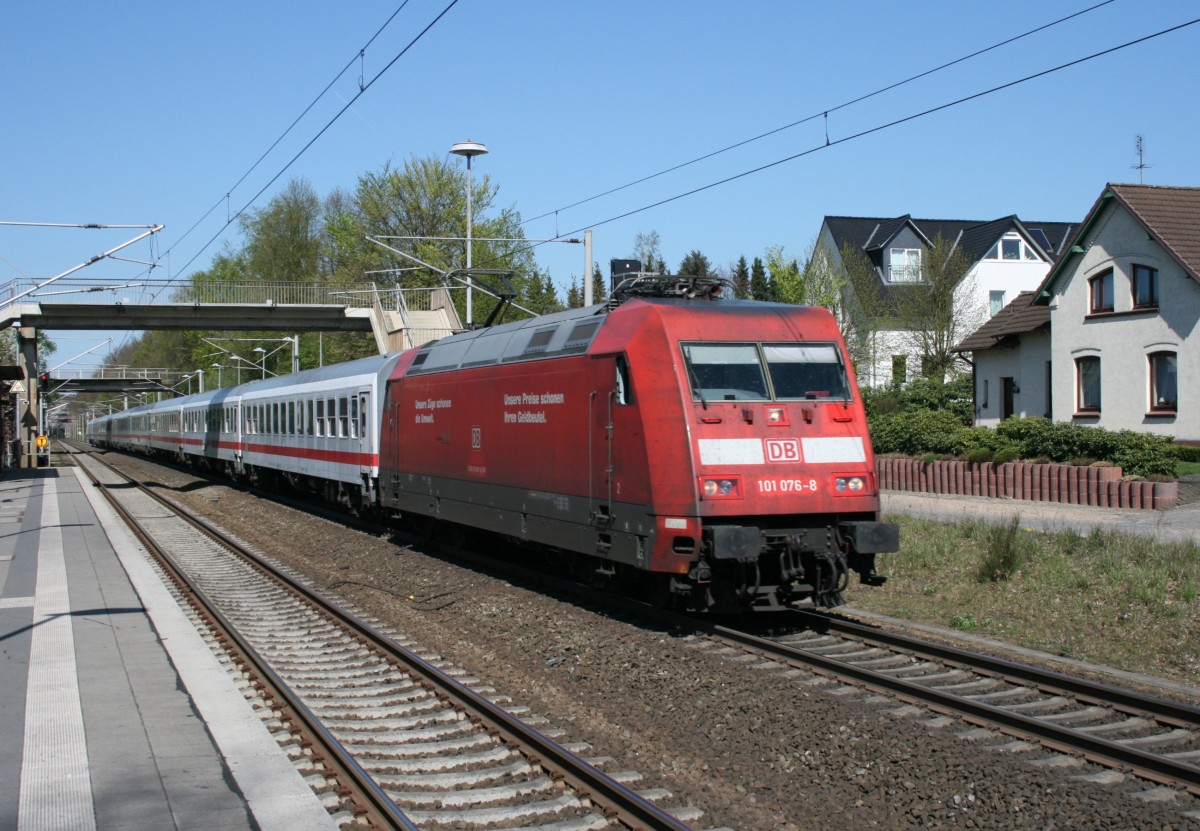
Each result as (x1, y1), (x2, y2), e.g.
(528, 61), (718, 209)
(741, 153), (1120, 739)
(846, 514), (1200, 683)
(1177, 460), (1200, 477)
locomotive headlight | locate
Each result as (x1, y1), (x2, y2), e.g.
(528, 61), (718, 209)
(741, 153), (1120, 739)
(835, 476), (866, 493)
(700, 477), (741, 499)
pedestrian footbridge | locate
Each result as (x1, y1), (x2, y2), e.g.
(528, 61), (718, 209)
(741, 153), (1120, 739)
(0, 278), (463, 355)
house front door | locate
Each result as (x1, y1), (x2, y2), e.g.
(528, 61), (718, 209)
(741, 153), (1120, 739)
(1002, 377), (1016, 420)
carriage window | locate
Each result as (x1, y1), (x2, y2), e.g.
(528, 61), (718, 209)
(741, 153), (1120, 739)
(681, 343), (769, 401)
(349, 396), (358, 439)
(307, 400), (314, 436)
(288, 402), (295, 435)
(359, 394), (369, 438)
(338, 397), (349, 438)
(315, 399), (325, 437)
(764, 344), (850, 400)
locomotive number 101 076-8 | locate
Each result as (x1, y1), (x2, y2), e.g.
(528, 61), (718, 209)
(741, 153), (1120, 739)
(756, 478), (819, 494)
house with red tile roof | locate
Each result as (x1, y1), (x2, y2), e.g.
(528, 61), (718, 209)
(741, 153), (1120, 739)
(1028, 183), (1200, 441)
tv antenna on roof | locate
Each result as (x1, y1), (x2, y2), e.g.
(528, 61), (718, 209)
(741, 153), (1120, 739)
(1132, 134), (1152, 184)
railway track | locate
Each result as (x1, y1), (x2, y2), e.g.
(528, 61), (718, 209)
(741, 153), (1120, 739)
(69, 439), (1200, 821)
(693, 610), (1200, 807)
(69, 445), (706, 831)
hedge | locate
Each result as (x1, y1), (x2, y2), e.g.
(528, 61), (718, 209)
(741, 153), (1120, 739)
(869, 415), (1175, 479)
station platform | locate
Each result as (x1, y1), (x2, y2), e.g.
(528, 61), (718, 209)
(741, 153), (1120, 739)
(0, 466), (338, 831)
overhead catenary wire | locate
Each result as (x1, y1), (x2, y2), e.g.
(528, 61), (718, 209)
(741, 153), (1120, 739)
(167, 2), (415, 262)
(158, 0), (459, 294)
(522, 0), (1118, 227)
(160, 0), (1108, 291)
(539, 16), (1200, 246)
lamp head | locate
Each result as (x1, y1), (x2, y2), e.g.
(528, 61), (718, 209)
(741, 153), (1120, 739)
(450, 140), (488, 159)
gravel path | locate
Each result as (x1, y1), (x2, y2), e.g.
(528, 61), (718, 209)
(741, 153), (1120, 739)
(111, 454), (1200, 831)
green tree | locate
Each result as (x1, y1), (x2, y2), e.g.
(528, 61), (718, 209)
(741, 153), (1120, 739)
(731, 256), (750, 299)
(890, 234), (979, 380)
(749, 256), (771, 301)
(677, 250), (711, 277)
(765, 246), (801, 304)
(591, 263), (607, 305)
(524, 269), (563, 316)
(834, 242), (883, 374)
(566, 276), (583, 308)
(241, 178), (322, 282)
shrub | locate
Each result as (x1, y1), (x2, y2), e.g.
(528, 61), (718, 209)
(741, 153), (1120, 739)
(867, 402), (1178, 478)
(870, 409), (970, 456)
(1172, 444), (1200, 463)
(861, 373), (973, 422)
(966, 448), (994, 464)
(1110, 430), (1175, 478)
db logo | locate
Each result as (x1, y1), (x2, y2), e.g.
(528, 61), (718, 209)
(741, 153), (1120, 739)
(471, 426), (482, 449)
(764, 438), (801, 463)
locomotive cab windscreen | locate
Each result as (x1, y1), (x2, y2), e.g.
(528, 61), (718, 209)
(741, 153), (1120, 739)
(682, 342), (850, 402)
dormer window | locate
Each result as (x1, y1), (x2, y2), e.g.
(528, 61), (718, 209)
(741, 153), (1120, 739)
(985, 233), (1041, 261)
(1133, 264), (1159, 308)
(1089, 269), (1113, 314)
(888, 248), (922, 283)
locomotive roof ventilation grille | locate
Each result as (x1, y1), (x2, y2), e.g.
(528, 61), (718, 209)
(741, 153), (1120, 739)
(607, 273), (731, 309)
(523, 328), (556, 355)
(562, 320), (600, 352)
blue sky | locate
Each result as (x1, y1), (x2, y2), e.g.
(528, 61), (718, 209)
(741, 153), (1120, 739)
(3, 1), (1199, 372)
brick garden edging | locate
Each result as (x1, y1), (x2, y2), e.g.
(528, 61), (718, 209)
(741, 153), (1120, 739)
(876, 457), (1178, 510)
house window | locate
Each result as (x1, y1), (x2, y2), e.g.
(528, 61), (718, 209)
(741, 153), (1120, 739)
(989, 290), (1006, 316)
(888, 248), (922, 283)
(985, 234), (1041, 261)
(1133, 264), (1158, 308)
(981, 379), (989, 409)
(1149, 352), (1177, 411)
(1076, 356), (1101, 413)
(891, 355), (908, 384)
(1089, 269), (1113, 314)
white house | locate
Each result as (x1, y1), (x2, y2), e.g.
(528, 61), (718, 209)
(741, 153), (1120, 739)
(954, 291), (1050, 427)
(1030, 183), (1200, 442)
(816, 214), (1074, 387)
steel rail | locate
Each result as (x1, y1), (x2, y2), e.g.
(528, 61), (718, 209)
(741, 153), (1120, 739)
(75, 450), (420, 831)
(707, 620), (1200, 795)
(793, 608), (1200, 726)
(79, 445), (693, 831)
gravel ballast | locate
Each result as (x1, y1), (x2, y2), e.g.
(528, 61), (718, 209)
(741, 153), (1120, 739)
(103, 453), (1200, 831)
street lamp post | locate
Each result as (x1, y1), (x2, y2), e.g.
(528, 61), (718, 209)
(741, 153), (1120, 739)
(253, 347), (267, 379)
(450, 140), (488, 326)
(211, 363), (224, 387)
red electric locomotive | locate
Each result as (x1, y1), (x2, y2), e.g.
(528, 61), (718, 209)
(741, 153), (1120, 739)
(379, 276), (897, 612)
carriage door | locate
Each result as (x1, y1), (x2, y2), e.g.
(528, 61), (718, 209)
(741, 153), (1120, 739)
(357, 392), (370, 472)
